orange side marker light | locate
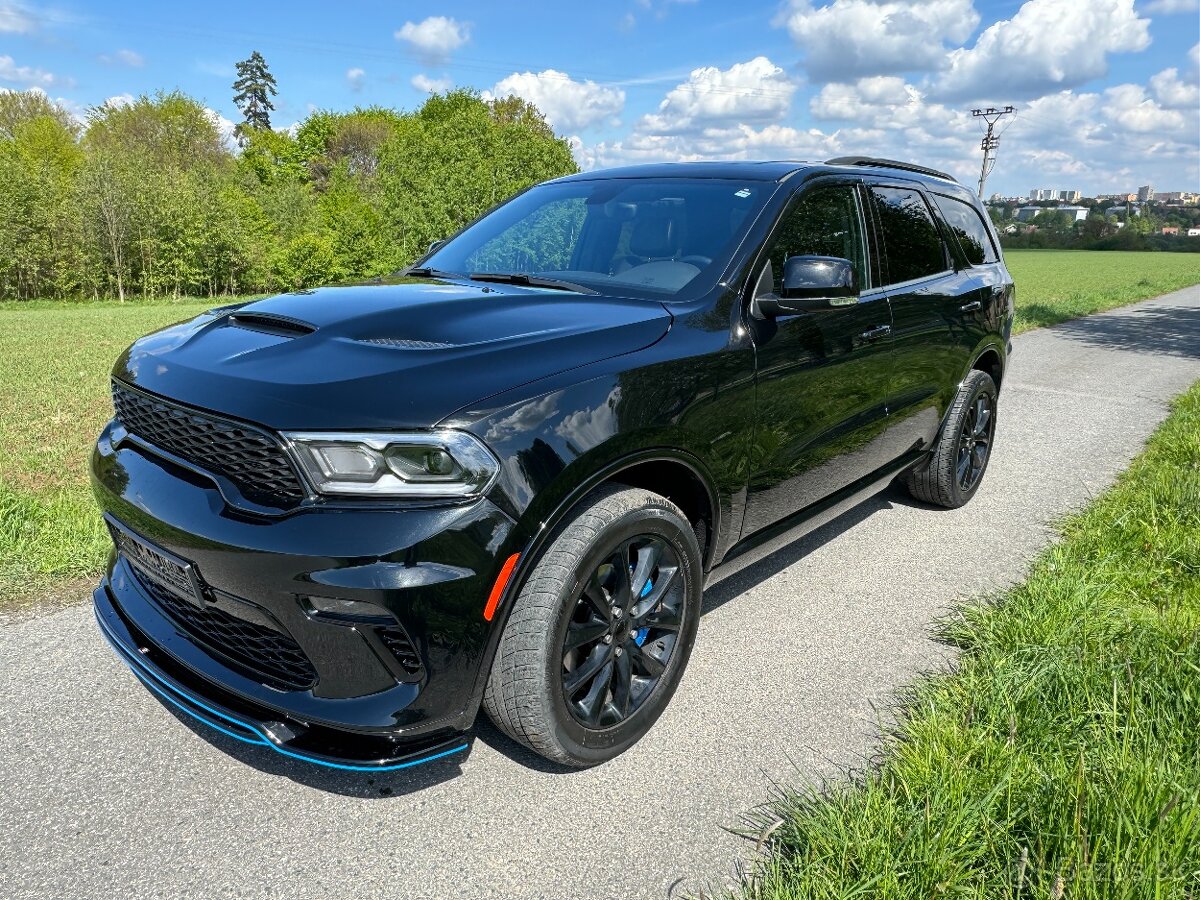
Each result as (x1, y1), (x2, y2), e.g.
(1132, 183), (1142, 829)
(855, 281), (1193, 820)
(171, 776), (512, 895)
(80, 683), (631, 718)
(483, 553), (520, 621)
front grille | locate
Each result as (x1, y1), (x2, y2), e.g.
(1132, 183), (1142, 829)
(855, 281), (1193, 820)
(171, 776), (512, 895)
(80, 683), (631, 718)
(135, 575), (317, 691)
(111, 382), (305, 508)
(377, 625), (424, 675)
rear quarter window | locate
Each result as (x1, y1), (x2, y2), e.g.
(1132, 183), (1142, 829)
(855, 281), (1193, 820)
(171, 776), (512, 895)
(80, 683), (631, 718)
(932, 194), (998, 265)
(868, 186), (949, 286)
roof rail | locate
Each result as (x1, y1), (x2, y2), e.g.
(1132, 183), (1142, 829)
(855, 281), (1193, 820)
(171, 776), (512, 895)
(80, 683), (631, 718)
(824, 156), (957, 183)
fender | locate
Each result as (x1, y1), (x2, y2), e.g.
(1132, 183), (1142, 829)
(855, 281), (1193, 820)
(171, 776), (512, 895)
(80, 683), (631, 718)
(459, 443), (725, 725)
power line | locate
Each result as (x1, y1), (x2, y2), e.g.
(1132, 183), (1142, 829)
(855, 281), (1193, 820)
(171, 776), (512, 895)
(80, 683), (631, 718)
(971, 105), (1016, 197)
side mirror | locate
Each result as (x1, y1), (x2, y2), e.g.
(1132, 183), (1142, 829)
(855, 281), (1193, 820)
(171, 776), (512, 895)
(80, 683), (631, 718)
(427, 239), (446, 254)
(782, 255), (858, 302)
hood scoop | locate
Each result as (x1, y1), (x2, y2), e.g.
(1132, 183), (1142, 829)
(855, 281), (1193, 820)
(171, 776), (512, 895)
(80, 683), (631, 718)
(228, 312), (317, 338)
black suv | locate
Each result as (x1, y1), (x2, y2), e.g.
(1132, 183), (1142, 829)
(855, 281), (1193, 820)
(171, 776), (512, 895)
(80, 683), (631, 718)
(92, 158), (1013, 770)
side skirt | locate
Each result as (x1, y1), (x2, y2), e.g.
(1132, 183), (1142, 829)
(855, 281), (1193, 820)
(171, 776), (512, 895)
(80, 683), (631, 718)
(706, 449), (927, 588)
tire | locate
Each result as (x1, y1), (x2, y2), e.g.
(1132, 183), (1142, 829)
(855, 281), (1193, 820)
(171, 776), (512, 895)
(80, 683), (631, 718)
(482, 484), (702, 767)
(905, 369), (998, 509)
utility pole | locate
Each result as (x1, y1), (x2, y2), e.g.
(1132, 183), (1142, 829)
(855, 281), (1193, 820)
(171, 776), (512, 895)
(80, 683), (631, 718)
(972, 106), (1016, 198)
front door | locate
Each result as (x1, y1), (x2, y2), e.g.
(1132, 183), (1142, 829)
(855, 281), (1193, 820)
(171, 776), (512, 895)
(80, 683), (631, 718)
(741, 180), (895, 537)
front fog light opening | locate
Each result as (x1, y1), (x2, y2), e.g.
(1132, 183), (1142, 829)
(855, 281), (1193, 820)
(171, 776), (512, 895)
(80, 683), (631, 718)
(283, 430), (499, 498)
(306, 595), (391, 622)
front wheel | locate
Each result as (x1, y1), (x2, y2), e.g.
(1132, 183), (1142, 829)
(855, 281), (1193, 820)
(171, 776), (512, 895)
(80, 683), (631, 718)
(905, 369), (998, 508)
(482, 485), (702, 767)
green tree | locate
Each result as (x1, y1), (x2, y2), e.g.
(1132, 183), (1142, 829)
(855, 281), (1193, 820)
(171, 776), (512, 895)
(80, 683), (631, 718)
(232, 51), (277, 139)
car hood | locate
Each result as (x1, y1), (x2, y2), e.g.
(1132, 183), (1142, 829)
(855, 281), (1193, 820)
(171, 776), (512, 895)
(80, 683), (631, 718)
(113, 278), (672, 430)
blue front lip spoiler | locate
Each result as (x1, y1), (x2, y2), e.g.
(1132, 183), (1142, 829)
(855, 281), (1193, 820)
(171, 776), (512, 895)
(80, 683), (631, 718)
(94, 594), (468, 773)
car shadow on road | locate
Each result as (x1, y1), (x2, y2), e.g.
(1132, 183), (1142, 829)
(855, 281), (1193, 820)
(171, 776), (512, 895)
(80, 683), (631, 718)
(1043, 304), (1200, 360)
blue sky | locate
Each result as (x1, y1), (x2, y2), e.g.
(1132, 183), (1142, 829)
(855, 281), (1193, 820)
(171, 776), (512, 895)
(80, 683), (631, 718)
(2, 0), (1197, 195)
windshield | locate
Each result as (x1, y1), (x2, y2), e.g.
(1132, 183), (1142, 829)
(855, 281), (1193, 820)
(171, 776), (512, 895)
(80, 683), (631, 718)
(422, 177), (771, 300)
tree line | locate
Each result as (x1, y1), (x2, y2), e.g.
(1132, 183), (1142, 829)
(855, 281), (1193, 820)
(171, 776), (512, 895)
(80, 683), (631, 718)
(0, 83), (578, 302)
(990, 203), (1200, 253)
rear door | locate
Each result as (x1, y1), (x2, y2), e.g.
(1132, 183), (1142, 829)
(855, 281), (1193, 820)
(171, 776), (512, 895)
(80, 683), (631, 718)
(863, 181), (976, 453)
(740, 178), (895, 536)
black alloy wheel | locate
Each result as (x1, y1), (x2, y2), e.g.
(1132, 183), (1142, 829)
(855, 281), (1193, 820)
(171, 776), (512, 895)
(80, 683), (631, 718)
(482, 485), (702, 767)
(955, 393), (994, 492)
(904, 368), (999, 509)
(561, 535), (685, 729)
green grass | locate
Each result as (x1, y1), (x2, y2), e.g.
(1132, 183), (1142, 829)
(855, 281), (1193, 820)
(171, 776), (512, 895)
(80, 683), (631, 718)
(1004, 250), (1200, 334)
(0, 301), (212, 605)
(0, 250), (1198, 609)
(739, 381), (1200, 899)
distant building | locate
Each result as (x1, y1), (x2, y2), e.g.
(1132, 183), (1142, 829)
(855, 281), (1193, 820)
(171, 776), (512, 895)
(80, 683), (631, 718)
(1137, 184), (1154, 202)
(1097, 193), (1138, 202)
(1153, 192), (1200, 205)
(1016, 205), (1089, 222)
(1188, 228), (1200, 237)
(1161, 226), (1180, 235)
(1059, 190), (1082, 202)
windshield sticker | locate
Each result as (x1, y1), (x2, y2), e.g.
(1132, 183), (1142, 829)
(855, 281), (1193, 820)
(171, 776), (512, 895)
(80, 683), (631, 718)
(734, 188), (752, 198)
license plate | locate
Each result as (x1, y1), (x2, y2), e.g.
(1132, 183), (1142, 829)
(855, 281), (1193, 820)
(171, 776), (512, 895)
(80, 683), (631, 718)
(106, 517), (206, 609)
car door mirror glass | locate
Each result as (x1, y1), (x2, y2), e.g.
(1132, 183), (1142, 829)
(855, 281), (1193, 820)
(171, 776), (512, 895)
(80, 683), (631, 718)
(779, 255), (859, 310)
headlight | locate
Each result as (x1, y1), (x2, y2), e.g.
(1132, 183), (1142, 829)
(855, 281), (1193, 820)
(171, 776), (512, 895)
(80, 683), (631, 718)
(283, 431), (499, 498)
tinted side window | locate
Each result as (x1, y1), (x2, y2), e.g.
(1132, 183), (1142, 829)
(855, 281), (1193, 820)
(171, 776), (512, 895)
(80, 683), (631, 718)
(765, 184), (868, 294)
(869, 187), (948, 285)
(932, 194), (998, 265)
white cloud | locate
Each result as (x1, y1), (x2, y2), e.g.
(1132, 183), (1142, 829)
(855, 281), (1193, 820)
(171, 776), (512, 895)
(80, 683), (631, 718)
(100, 48), (143, 67)
(102, 93), (134, 109)
(1142, 0), (1198, 12)
(1104, 83), (1187, 133)
(639, 56), (796, 135)
(1149, 67), (1199, 108)
(810, 76), (915, 118)
(395, 16), (469, 64)
(205, 107), (237, 149)
(1001, 88), (1198, 192)
(1190, 43), (1200, 68)
(0, 55), (60, 87)
(484, 70), (624, 132)
(346, 67), (365, 92)
(411, 73), (452, 94)
(0, 2), (35, 34)
(935, 0), (1151, 101)
(777, 0), (980, 81)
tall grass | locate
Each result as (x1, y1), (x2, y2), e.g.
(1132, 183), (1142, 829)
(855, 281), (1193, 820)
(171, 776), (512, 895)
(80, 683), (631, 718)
(741, 381), (1200, 899)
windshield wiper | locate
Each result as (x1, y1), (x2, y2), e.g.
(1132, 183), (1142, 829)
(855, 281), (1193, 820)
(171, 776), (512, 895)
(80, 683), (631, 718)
(400, 266), (457, 278)
(468, 272), (597, 294)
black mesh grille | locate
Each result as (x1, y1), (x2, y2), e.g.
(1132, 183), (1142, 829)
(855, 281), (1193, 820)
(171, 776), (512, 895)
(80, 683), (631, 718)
(111, 382), (305, 507)
(135, 575), (317, 691)
(377, 625), (423, 675)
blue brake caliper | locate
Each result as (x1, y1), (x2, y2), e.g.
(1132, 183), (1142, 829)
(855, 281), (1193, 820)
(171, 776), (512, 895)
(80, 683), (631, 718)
(632, 567), (652, 646)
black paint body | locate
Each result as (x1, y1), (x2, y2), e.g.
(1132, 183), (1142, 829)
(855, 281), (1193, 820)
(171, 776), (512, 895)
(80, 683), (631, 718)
(91, 160), (1014, 767)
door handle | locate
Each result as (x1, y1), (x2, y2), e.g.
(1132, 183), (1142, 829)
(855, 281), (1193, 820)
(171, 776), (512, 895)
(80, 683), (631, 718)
(859, 324), (892, 342)
(960, 300), (983, 313)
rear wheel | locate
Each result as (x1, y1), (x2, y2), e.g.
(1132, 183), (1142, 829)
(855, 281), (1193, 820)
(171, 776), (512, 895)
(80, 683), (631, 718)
(482, 485), (702, 767)
(905, 369), (998, 508)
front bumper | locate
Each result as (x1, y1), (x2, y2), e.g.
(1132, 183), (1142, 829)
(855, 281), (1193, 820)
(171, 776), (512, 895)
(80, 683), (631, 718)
(95, 582), (469, 771)
(91, 419), (519, 768)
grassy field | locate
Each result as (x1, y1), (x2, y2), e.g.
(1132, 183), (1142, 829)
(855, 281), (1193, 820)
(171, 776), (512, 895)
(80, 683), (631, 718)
(0, 250), (1197, 608)
(740, 381), (1200, 899)
(0, 301), (212, 609)
(1004, 250), (1200, 334)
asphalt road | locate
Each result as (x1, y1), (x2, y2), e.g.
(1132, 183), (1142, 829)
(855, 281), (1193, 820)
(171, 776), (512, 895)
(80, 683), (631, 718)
(3, 287), (1198, 900)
